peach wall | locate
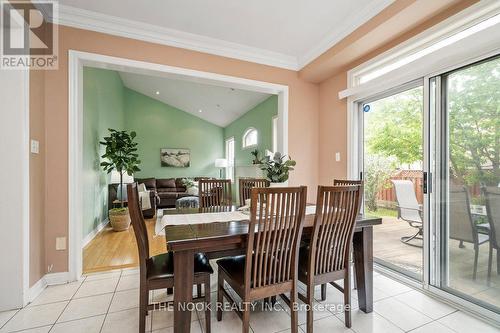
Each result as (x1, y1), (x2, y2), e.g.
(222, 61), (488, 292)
(36, 25), (319, 273)
(318, 72), (348, 184)
(29, 70), (46, 286)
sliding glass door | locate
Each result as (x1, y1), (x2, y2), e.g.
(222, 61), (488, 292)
(359, 82), (425, 280)
(431, 55), (500, 313)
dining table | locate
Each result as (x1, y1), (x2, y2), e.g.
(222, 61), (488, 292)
(158, 206), (382, 333)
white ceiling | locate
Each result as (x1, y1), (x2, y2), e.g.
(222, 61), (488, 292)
(118, 71), (271, 127)
(55, 0), (393, 69)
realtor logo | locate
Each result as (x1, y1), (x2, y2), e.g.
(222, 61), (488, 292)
(1, 0), (58, 69)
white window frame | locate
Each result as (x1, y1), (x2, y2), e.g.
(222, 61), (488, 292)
(272, 115), (278, 153)
(242, 127), (258, 149)
(225, 137), (235, 182)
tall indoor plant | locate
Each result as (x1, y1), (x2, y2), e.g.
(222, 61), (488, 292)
(260, 152), (296, 186)
(100, 129), (141, 231)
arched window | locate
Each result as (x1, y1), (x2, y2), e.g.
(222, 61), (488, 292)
(242, 127), (258, 148)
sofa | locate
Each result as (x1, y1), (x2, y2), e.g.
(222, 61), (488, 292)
(135, 177), (210, 209)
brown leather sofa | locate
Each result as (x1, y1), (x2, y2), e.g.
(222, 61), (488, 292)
(135, 177), (209, 209)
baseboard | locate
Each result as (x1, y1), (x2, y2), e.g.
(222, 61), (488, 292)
(26, 271), (72, 304)
(82, 218), (109, 247)
(44, 271), (71, 285)
(27, 277), (47, 303)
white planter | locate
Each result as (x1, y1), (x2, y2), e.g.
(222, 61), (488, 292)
(269, 182), (287, 188)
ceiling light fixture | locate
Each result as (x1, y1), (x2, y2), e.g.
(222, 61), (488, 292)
(198, 109), (202, 113)
(155, 91), (160, 95)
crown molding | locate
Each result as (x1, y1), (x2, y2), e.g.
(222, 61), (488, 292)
(52, 5), (299, 70)
(297, 0), (395, 68)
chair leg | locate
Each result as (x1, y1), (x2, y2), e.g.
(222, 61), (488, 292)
(139, 281), (148, 332)
(344, 269), (352, 328)
(320, 284), (326, 301)
(242, 301), (251, 333)
(497, 249), (500, 275)
(204, 274), (211, 333)
(473, 246), (479, 280)
(306, 284), (314, 333)
(197, 284), (202, 298)
(217, 269), (224, 322)
(488, 243), (493, 284)
(290, 285), (299, 333)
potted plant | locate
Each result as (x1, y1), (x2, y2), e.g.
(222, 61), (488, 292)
(250, 149), (262, 165)
(100, 129), (141, 231)
(260, 152), (296, 187)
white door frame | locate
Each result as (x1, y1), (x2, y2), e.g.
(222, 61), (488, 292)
(0, 68), (30, 310)
(68, 50), (289, 280)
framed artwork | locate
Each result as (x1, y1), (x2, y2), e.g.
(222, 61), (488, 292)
(160, 148), (190, 167)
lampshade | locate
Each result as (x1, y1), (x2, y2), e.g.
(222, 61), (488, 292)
(110, 170), (134, 184)
(214, 158), (228, 168)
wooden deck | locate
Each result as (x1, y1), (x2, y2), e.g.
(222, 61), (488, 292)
(374, 216), (500, 309)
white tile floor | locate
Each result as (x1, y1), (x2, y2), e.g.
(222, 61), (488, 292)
(1, 265), (499, 333)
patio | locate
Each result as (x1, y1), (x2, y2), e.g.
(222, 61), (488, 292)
(373, 216), (500, 310)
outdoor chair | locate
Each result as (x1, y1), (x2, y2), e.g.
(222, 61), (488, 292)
(483, 186), (500, 282)
(450, 185), (490, 280)
(391, 180), (423, 247)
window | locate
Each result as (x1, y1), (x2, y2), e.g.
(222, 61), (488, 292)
(225, 137), (235, 182)
(242, 128), (258, 148)
(272, 116), (278, 153)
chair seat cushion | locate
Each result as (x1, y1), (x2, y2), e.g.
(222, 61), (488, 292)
(216, 255), (246, 287)
(147, 252), (213, 281)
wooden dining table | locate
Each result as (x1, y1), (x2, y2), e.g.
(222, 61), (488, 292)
(161, 207), (382, 333)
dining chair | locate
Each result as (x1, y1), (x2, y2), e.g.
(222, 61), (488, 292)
(238, 178), (269, 206)
(199, 179), (232, 212)
(449, 184), (490, 280)
(127, 183), (213, 333)
(333, 179), (363, 186)
(298, 185), (362, 332)
(482, 186), (500, 282)
(216, 186), (307, 333)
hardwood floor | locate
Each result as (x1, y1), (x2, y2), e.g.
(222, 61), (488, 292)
(83, 217), (166, 274)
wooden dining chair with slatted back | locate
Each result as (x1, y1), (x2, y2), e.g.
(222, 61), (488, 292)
(127, 183), (213, 333)
(199, 179), (233, 212)
(314, 179), (363, 299)
(216, 186), (308, 333)
(298, 185), (362, 332)
(238, 178), (270, 207)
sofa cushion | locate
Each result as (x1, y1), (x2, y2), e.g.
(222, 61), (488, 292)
(157, 188), (178, 193)
(135, 178), (156, 189)
(157, 178), (176, 188)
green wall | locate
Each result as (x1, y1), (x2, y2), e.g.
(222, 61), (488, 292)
(82, 67), (277, 237)
(82, 67), (125, 237)
(123, 88), (224, 179)
(224, 95), (278, 166)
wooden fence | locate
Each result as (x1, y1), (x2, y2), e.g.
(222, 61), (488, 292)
(377, 172), (424, 207)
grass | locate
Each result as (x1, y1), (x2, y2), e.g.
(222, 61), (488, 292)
(366, 207), (398, 218)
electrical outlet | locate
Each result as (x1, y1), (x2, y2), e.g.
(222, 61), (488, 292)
(335, 152), (341, 162)
(31, 139), (39, 154)
(56, 237), (66, 250)
(47, 264), (53, 273)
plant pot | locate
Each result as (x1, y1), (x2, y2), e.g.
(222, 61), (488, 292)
(109, 208), (131, 231)
(269, 182), (287, 188)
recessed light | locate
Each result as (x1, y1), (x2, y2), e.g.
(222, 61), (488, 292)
(198, 109), (202, 113)
(155, 91), (160, 95)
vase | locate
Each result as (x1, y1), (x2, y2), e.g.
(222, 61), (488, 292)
(269, 182), (287, 188)
(109, 208), (131, 231)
